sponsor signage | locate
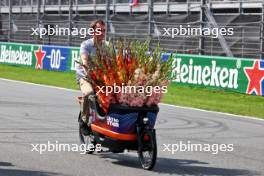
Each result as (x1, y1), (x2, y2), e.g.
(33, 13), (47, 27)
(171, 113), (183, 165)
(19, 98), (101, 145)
(69, 47), (80, 71)
(0, 43), (34, 66)
(42, 46), (68, 71)
(0, 42), (80, 72)
(171, 54), (264, 96)
(1, 42), (263, 96)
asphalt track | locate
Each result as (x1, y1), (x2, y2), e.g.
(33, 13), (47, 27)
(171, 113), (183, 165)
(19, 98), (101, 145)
(0, 79), (263, 176)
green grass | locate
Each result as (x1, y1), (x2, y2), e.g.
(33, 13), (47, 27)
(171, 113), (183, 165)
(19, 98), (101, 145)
(163, 84), (264, 119)
(0, 64), (79, 90)
(1, 64), (264, 119)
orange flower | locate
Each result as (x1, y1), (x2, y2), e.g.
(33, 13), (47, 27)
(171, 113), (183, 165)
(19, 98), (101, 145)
(117, 71), (123, 84)
(97, 93), (111, 113)
(116, 54), (123, 70)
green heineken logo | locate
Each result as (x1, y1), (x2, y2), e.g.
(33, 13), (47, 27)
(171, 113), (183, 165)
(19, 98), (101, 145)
(172, 58), (238, 89)
(70, 49), (79, 71)
(0, 45), (32, 65)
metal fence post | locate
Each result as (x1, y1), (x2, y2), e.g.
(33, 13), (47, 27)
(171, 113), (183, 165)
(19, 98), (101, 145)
(8, 0), (12, 42)
(75, 0), (79, 15)
(239, 0), (242, 14)
(113, 0), (116, 15)
(199, 0), (206, 55)
(59, 0), (62, 15)
(148, 0), (154, 47)
(166, 0), (169, 15)
(105, 0), (110, 41)
(36, 0), (40, 44)
(93, 0), (96, 15)
(68, 0), (73, 46)
(187, 0), (190, 15)
(42, 0), (45, 16)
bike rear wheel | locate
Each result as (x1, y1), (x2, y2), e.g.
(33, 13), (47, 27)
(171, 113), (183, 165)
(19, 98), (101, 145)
(138, 129), (157, 170)
(78, 111), (95, 154)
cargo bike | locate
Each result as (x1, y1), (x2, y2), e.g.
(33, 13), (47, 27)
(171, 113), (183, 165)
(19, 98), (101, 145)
(77, 94), (159, 170)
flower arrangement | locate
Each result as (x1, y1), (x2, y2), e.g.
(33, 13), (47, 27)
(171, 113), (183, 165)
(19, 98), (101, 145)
(85, 40), (173, 113)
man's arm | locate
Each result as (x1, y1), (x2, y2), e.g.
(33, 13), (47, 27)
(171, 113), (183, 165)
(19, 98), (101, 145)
(80, 40), (91, 74)
(80, 53), (89, 74)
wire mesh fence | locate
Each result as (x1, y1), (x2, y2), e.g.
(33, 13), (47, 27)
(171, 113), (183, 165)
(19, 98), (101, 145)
(0, 0), (263, 59)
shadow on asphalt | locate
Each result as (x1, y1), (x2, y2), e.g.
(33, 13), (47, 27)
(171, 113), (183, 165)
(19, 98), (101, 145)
(0, 161), (62, 176)
(98, 153), (259, 175)
(0, 162), (14, 167)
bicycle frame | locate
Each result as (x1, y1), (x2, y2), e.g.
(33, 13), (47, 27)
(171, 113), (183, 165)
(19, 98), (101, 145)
(78, 94), (159, 169)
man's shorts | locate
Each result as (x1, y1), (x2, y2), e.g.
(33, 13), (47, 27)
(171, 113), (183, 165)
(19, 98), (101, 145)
(80, 78), (94, 96)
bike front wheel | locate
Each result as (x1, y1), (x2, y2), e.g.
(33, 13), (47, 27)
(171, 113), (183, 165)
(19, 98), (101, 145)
(138, 129), (157, 170)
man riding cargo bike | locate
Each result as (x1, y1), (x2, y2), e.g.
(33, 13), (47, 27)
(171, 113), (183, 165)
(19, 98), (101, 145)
(75, 19), (172, 170)
(76, 19), (107, 135)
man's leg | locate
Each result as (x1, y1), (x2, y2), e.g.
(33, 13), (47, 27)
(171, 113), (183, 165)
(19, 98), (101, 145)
(80, 96), (89, 123)
(79, 78), (93, 135)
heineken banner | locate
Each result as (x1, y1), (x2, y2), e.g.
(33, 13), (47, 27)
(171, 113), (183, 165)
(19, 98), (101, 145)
(0, 42), (79, 71)
(170, 54), (264, 96)
(0, 42), (35, 67)
(1, 42), (264, 96)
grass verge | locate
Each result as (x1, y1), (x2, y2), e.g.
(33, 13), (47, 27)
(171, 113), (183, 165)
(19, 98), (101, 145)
(0, 64), (79, 90)
(1, 64), (263, 119)
(163, 84), (264, 119)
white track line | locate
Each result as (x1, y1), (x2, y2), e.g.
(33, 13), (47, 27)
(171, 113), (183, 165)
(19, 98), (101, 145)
(159, 103), (264, 122)
(0, 78), (79, 92)
(1, 78), (263, 122)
